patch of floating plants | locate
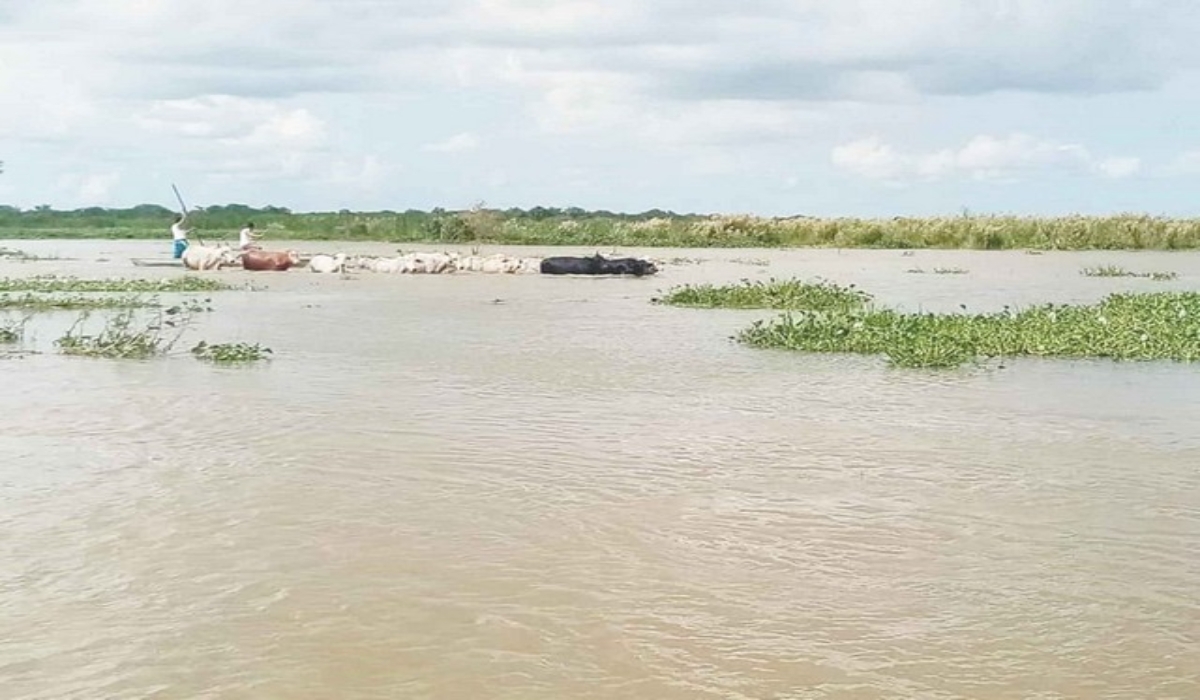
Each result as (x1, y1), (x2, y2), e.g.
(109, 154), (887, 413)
(906, 267), (970, 275)
(0, 293), (207, 311)
(653, 278), (872, 312)
(0, 247), (63, 261)
(51, 302), (244, 362)
(190, 341), (273, 364)
(1, 316), (26, 343)
(55, 308), (186, 359)
(1080, 265), (1178, 281)
(656, 279), (1200, 369)
(0, 275), (235, 294)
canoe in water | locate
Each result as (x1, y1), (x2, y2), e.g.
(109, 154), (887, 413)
(130, 257), (184, 268)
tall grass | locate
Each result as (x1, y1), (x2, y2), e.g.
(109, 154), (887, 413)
(8, 212), (1200, 250)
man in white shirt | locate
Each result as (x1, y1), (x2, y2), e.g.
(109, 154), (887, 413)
(239, 222), (263, 250)
(171, 214), (191, 259)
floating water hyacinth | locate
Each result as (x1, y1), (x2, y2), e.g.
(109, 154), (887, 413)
(0, 276), (233, 293)
(738, 291), (1200, 368)
(654, 278), (873, 312)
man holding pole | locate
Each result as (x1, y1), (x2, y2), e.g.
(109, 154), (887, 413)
(170, 212), (191, 259)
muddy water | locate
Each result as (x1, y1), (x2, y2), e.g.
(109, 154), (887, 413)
(2, 240), (1199, 699)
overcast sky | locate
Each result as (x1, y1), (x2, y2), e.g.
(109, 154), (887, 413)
(3, 0), (1200, 216)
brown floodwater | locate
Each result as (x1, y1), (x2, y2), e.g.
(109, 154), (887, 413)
(2, 240), (1199, 699)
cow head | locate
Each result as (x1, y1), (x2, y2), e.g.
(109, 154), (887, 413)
(217, 245), (243, 267)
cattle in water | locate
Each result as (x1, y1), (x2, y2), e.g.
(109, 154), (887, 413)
(182, 244), (241, 271)
(242, 249), (302, 271)
(308, 253), (347, 273)
(539, 254), (658, 277)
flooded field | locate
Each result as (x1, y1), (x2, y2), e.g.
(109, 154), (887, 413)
(2, 240), (1199, 699)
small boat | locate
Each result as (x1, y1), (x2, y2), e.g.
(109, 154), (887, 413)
(130, 257), (184, 268)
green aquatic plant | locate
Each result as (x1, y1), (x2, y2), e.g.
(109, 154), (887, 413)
(738, 292), (1200, 369)
(54, 305), (200, 359)
(1082, 265), (1138, 278)
(906, 266), (968, 275)
(0, 293), (157, 310)
(190, 341), (273, 363)
(0, 275), (233, 293)
(654, 278), (873, 312)
(0, 316), (28, 343)
(1081, 266), (1178, 280)
(0, 293), (213, 313)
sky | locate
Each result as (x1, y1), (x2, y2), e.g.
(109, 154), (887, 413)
(3, 0), (1200, 217)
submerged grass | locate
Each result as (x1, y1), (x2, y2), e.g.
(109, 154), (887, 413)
(738, 292), (1200, 368)
(1, 316), (27, 343)
(654, 278), (873, 312)
(1081, 265), (1179, 281)
(55, 308), (187, 359)
(54, 305), (259, 362)
(906, 267), (970, 275)
(0, 276), (233, 293)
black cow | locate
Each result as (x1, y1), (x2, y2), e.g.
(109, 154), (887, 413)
(540, 254), (658, 277)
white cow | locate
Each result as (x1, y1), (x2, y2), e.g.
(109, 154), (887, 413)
(182, 244), (240, 271)
(516, 257), (543, 273)
(309, 253), (347, 273)
(479, 254), (515, 273)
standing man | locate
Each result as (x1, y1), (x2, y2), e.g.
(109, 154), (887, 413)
(239, 222), (263, 251)
(171, 213), (191, 259)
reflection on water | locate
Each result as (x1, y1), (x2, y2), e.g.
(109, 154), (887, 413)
(2, 242), (1199, 698)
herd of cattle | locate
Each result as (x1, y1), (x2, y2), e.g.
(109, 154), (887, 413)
(180, 245), (661, 277)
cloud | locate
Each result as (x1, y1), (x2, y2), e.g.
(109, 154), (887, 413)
(79, 172), (121, 201)
(0, 0), (1193, 213)
(1096, 157), (1142, 179)
(832, 133), (1140, 182)
(423, 132), (480, 153)
(134, 95), (327, 149)
(54, 171), (122, 205)
(1167, 150), (1200, 175)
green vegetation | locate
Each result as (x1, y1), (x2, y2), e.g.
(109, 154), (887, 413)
(190, 341), (273, 363)
(1081, 265), (1179, 281)
(55, 308), (189, 359)
(52, 302), (259, 361)
(738, 292), (1200, 368)
(0, 293), (160, 310)
(5, 204), (1200, 250)
(654, 278), (873, 312)
(0, 276), (232, 293)
(1, 316), (27, 343)
(906, 267), (970, 275)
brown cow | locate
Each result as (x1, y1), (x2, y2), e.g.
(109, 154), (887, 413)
(242, 249), (301, 271)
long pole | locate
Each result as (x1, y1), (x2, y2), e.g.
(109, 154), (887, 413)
(171, 183), (189, 215)
(170, 183), (205, 246)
